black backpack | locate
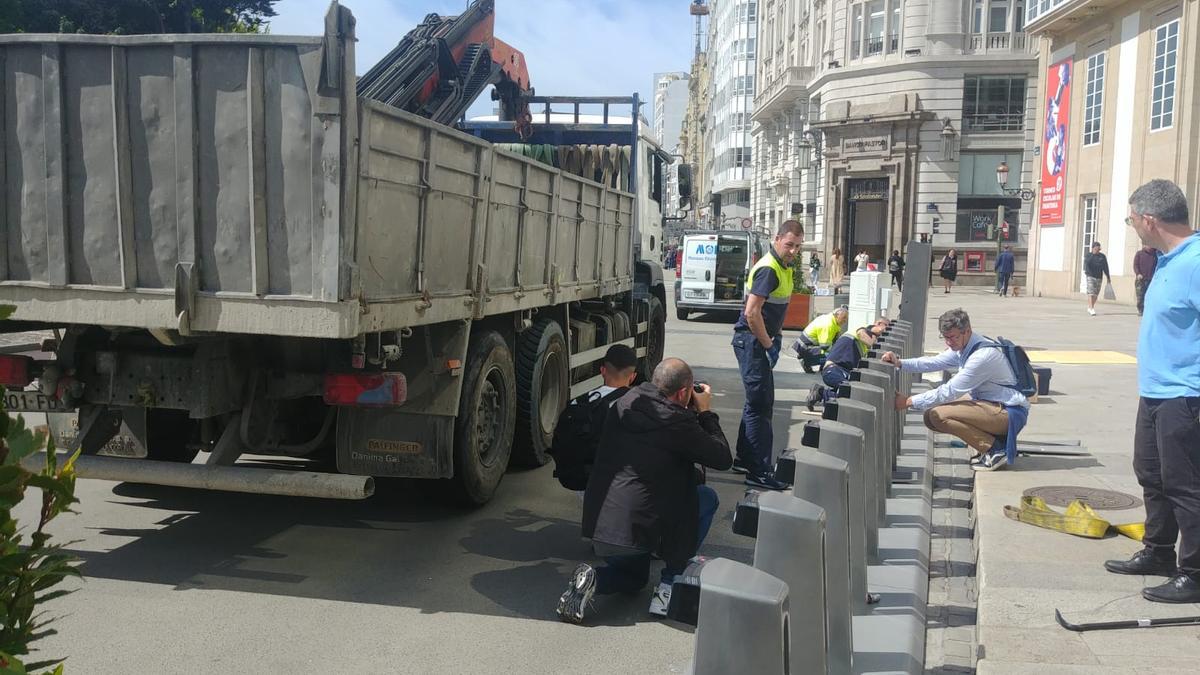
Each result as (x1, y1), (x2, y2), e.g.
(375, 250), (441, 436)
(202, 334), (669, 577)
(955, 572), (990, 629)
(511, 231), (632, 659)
(547, 387), (628, 491)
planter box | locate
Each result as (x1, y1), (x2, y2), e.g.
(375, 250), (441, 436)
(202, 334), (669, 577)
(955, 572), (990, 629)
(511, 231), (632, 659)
(783, 293), (813, 330)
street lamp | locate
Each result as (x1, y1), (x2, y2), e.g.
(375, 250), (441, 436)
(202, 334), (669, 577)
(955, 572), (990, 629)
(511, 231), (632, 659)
(996, 160), (1035, 201)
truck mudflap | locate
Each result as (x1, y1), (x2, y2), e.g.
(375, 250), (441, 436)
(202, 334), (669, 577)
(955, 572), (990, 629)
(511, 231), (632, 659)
(335, 408), (454, 479)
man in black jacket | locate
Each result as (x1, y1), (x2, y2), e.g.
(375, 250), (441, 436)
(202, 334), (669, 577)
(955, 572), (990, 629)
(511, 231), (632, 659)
(1084, 241), (1112, 315)
(556, 358), (732, 624)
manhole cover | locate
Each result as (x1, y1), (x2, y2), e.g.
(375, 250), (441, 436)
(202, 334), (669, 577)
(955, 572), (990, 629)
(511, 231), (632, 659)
(1023, 486), (1142, 510)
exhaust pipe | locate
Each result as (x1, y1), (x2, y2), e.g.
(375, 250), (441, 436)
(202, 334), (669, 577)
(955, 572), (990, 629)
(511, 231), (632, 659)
(22, 453), (375, 501)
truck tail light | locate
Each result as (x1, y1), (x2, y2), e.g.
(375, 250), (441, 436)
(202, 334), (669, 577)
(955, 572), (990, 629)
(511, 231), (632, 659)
(676, 264), (681, 279)
(323, 372), (407, 407)
(0, 355), (33, 388)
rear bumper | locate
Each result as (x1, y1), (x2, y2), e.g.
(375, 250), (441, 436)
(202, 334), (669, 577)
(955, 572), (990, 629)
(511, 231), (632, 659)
(674, 300), (743, 312)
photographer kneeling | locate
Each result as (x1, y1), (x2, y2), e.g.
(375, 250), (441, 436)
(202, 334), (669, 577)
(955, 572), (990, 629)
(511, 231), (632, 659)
(557, 358), (732, 624)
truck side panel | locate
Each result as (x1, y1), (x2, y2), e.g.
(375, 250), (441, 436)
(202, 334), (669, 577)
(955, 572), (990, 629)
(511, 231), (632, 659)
(0, 35), (348, 325)
(353, 103), (635, 332)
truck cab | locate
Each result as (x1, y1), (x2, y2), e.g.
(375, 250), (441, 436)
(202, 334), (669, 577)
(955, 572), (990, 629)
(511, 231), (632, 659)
(673, 230), (769, 321)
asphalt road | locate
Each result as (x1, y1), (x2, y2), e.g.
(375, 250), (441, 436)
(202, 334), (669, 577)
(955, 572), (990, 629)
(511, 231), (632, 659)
(16, 286), (828, 673)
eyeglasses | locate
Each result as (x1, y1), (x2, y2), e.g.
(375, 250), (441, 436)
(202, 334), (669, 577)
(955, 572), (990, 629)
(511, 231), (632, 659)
(1124, 216), (1134, 227)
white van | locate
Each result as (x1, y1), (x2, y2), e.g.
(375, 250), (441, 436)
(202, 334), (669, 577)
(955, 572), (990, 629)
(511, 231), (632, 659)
(672, 230), (769, 320)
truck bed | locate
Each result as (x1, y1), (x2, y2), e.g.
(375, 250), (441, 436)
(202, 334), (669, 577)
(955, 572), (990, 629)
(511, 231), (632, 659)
(0, 23), (634, 339)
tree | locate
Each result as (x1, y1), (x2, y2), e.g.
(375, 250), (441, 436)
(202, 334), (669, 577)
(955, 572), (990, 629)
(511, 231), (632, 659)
(0, 0), (279, 35)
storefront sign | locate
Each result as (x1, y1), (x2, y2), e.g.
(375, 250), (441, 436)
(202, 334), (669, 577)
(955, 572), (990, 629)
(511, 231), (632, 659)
(841, 136), (889, 156)
(1039, 59), (1072, 226)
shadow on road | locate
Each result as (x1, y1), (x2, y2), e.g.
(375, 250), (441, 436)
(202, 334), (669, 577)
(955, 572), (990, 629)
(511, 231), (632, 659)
(65, 462), (754, 628)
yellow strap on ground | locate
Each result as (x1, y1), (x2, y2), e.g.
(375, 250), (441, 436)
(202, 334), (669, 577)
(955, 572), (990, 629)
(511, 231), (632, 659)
(1003, 496), (1144, 540)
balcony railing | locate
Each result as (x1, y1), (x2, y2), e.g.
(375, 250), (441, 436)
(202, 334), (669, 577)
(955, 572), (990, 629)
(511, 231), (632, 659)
(962, 113), (1025, 132)
(968, 32), (1036, 54)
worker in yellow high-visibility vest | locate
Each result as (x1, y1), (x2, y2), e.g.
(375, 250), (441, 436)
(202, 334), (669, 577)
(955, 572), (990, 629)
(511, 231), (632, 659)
(730, 220), (805, 490)
(791, 307), (848, 371)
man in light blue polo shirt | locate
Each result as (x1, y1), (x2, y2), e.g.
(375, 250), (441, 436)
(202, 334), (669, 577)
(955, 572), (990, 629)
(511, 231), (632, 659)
(1103, 179), (1200, 604)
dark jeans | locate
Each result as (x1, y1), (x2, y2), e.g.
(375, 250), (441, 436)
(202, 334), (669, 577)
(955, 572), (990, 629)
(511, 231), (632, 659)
(732, 331), (775, 476)
(595, 485), (720, 594)
(998, 272), (1012, 296)
(1135, 279), (1149, 314)
(890, 271), (903, 290)
(820, 364), (851, 402)
(1134, 397), (1200, 574)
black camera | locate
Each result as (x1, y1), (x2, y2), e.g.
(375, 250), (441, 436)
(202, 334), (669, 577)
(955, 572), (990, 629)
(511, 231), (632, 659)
(693, 382), (707, 394)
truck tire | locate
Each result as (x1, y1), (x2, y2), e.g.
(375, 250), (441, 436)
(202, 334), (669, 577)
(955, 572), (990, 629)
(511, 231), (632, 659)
(451, 330), (517, 506)
(676, 307), (688, 321)
(512, 318), (568, 467)
(640, 295), (666, 381)
(146, 409), (200, 463)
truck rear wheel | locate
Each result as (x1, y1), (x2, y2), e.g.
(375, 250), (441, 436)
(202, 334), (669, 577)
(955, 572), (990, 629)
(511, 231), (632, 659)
(512, 318), (568, 467)
(451, 330), (516, 506)
(640, 295), (666, 381)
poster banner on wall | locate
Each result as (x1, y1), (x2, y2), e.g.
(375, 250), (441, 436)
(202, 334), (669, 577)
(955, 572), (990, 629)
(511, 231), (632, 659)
(1039, 59), (1073, 226)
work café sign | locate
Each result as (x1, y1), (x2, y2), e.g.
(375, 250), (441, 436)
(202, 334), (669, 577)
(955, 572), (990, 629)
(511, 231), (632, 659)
(1040, 58), (1072, 226)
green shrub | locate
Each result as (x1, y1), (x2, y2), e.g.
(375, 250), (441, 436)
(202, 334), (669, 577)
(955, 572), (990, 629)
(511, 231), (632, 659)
(0, 305), (81, 674)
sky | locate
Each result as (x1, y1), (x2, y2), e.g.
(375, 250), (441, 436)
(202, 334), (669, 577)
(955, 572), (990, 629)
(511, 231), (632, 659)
(267, 0), (696, 121)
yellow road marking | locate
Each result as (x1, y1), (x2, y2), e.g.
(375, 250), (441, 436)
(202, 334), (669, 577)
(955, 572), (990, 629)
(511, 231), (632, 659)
(1025, 350), (1137, 365)
(921, 349), (1137, 364)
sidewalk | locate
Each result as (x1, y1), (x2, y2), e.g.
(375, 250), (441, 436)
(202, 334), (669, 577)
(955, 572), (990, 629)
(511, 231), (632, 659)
(917, 289), (1200, 673)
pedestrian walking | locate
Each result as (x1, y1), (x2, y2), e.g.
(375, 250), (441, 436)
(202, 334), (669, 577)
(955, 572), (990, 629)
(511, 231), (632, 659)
(730, 219), (804, 491)
(854, 250), (870, 272)
(829, 248), (845, 291)
(1104, 179), (1200, 604)
(887, 249), (905, 291)
(1084, 241), (1112, 315)
(938, 249), (958, 293)
(1133, 244), (1158, 316)
(995, 245), (1016, 297)
(808, 252), (822, 289)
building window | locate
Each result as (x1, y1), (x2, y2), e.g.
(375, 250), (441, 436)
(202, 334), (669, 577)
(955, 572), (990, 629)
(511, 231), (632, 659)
(890, 3), (901, 51)
(962, 75), (1027, 132)
(866, 0), (885, 55)
(733, 75), (755, 97)
(851, 4), (863, 58)
(735, 147), (753, 168)
(989, 1), (1009, 32)
(1014, 1), (1025, 32)
(1082, 52), (1105, 146)
(972, 0), (985, 33)
(738, 1), (758, 23)
(1151, 19), (1179, 131)
(1081, 194), (1098, 253)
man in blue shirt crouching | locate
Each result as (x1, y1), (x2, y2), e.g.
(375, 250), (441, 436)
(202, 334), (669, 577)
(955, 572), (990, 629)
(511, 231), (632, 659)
(1104, 179), (1200, 604)
(881, 309), (1029, 472)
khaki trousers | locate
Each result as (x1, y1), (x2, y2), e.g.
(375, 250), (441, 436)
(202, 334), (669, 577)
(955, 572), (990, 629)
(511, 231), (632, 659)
(923, 400), (1009, 454)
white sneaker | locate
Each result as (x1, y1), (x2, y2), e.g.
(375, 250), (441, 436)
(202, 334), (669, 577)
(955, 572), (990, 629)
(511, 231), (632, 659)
(648, 582), (672, 617)
(1087, 308), (1096, 316)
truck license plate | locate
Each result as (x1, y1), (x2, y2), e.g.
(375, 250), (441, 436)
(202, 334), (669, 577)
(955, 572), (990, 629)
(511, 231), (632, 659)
(3, 391), (73, 413)
(686, 290), (708, 298)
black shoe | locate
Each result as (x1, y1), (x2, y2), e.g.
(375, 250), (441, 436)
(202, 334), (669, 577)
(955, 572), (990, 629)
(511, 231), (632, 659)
(556, 563), (596, 624)
(805, 383), (823, 412)
(730, 458), (751, 474)
(1104, 548), (1177, 576)
(1143, 573), (1200, 603)
(745, 472), (788, 491)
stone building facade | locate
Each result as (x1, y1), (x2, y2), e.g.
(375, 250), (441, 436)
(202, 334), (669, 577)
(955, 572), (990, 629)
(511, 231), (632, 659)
(752, 0), (1041, 285)
(1025, 0), (1200, 302)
